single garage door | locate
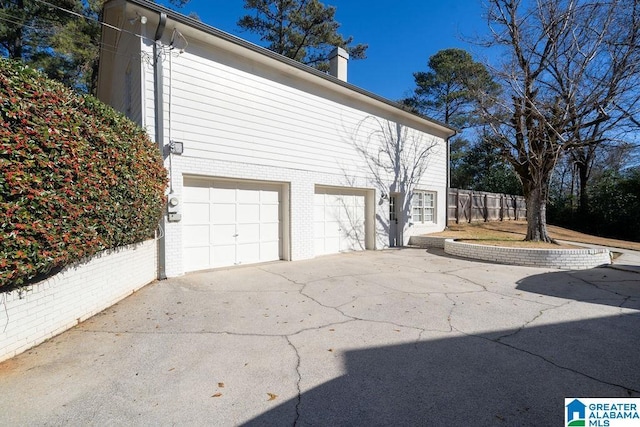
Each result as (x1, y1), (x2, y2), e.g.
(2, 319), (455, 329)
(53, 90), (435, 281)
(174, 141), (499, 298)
(314, 187), (366, 255)
(183, 178), (281, 271)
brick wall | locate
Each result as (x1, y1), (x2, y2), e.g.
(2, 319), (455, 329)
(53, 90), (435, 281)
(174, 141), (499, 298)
(408, 236), (447, 249)
(444, 239), (611, 270)
(0, 240), (157, 363)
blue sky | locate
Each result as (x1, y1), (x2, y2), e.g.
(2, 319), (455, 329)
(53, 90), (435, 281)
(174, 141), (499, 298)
(157, 0), (490, 101)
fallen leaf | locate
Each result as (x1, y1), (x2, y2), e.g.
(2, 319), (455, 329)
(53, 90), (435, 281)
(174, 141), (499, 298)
(168, 368), (175, 372)
(329, 329), (335, 332)
(218, 382), (225, 388)
(212, 393), (222, 398)
(328, 348), (334, 352)
(267, 393), (277, 401)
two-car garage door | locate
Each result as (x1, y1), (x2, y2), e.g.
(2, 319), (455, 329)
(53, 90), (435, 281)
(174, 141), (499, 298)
(181, 179), (371, 272)
(182, 178), (282, 272)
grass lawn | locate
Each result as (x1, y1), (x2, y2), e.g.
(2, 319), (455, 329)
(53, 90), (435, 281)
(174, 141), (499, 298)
(429, 221), (640, 251)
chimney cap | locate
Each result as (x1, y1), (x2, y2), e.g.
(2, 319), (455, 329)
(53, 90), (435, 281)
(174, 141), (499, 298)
(329, 46), (349, 60)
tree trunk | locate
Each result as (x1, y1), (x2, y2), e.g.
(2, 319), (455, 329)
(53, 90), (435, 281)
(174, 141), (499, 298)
(576, 161), (589, 217)
(523, 181), (554, 243)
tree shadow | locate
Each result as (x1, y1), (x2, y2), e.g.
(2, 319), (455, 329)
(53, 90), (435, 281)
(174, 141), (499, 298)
(243, 314), (640, 426)
(516, 268), (640, 310)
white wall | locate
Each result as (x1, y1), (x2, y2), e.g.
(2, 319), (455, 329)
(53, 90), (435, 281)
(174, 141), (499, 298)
(136, 31), (449, 276)
(0, 241), (157, 363)
(101, 9), (450, 276)
(145, 39), (447, 184)
(97, 3), (145, 126)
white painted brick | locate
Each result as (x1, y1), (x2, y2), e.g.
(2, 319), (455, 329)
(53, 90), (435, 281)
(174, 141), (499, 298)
(0, 240), (157, 363)
(443, 239), (611, 270)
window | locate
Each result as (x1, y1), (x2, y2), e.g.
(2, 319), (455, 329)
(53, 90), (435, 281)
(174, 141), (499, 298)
(412, 191), (436, 223)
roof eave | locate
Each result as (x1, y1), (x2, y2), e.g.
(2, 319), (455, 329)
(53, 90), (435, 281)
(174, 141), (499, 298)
(106, 0), (457, 137)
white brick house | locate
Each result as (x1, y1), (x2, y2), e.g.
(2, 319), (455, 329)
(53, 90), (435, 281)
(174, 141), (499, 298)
(97, 0), (455, 278)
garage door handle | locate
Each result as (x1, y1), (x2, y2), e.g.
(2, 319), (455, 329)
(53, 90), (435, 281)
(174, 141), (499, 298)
(233, 233), (239, 237)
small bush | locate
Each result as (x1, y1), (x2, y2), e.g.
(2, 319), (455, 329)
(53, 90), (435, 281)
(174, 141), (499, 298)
(0, 58), (167, 288)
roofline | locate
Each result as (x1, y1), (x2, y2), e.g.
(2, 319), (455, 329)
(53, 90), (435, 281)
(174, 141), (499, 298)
(105, 0), (456, 137)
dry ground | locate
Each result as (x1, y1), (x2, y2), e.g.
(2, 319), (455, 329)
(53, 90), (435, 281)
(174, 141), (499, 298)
(429, 221), (640, 251)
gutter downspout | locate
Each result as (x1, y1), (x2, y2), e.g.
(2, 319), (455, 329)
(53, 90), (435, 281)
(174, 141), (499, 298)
(154, 12), (167, 280)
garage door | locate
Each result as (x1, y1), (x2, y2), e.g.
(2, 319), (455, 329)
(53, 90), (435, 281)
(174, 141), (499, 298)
(314, 187), (366, 256)
(183, 179), (281, 271)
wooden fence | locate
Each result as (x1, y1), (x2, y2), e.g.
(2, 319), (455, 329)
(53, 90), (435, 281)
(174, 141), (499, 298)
(447, 189), (527, 223)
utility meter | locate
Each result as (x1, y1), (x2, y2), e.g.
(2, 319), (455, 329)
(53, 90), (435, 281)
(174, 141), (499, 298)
(167, 195), (181, 222)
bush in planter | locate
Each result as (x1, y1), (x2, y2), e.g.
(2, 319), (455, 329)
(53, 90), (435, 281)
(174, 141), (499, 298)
(0, 58), (167, 289)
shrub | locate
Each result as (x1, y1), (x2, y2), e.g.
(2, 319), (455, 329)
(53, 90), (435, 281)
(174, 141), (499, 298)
(0, 58), (167, 289)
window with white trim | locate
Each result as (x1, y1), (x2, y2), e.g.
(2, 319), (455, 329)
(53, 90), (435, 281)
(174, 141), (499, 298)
(412, 191), (436, 223)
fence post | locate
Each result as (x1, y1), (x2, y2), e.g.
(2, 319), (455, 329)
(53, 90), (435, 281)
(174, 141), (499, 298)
(455, 189), (460, 224)
(484, 193), (488, 222)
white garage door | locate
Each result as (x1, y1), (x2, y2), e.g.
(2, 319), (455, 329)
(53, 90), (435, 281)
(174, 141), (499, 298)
(314, 188), (366, 256)
(183, 179), (281, 271)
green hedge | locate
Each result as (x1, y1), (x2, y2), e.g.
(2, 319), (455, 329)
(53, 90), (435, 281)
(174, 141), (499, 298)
(0, 58), (167, 288)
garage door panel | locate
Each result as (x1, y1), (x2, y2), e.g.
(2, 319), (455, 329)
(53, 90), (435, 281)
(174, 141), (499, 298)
(184, 247), (210, 272)
(236, 223), (260, 243)
(183, 225), (210, 246)
(261, 190), (279, 203)
(261, 222), (279, 241)
(183, 179), (282, 271)
(212, 245), (236, 268)
(183, 203), (210, 224)
(183, 184), (210, 202)
(260, 204), (279, 222)
(237, 242), (260, 264)
(211, 204), (236, 225)
(211, 187), (236, 203)
(322, 237), (340, 254)
(212, 223), (237, 244)
(237, 189), (260, 203)
(237, 204), (260, 224)
(260, 241), (279, 260)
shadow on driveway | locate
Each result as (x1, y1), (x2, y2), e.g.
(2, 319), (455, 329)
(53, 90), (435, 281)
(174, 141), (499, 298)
(516, 268), (640, 310)
(245, 314), (640, 426)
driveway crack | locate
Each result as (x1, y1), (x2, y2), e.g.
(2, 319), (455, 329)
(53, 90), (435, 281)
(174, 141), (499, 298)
(495, 301), (572, 342)
(452, 325), (640, 395)
(285, 336), (302, 426)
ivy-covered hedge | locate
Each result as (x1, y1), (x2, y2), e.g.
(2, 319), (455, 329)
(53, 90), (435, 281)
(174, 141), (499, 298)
(0, 58), (167, 289)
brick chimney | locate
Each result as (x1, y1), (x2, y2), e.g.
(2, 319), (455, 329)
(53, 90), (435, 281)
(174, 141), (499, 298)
(329, 47), (349, 82)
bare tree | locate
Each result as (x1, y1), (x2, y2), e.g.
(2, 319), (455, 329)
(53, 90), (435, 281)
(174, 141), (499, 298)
(349, 116), (440, 246)
(481, 0), (640, 241)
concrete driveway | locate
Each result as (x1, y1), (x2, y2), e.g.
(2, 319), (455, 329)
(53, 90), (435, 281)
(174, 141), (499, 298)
(1, 248), (639, 426)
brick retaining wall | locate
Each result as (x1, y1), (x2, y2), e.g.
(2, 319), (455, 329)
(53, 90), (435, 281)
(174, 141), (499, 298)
(408, 235), (447, 249)
(0, 240), (157, 363)
(443, 239), (611, 270)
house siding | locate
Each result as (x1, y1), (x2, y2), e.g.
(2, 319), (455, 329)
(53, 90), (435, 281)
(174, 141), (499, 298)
(97, 5), (145, 125)
(100, 2), (451, 277)
(143, 39), (447, 182)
